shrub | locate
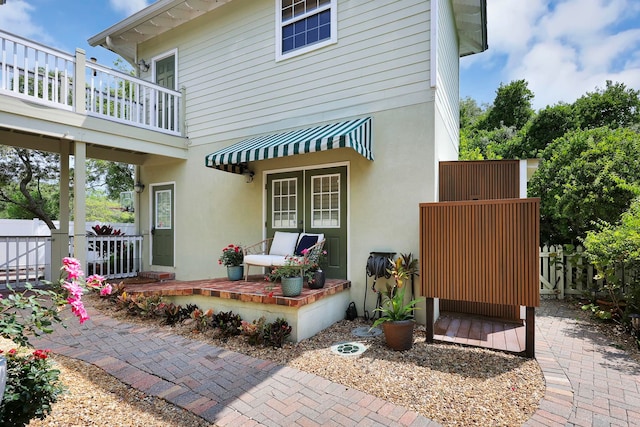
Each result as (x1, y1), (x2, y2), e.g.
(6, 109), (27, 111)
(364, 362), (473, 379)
(263, 318), (292, 348)
(0, 349), (65, 426)
(212, 311), (242, 338)
(239, 317), (266, 346)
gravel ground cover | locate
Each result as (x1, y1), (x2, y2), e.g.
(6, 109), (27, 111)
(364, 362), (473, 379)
(10, 294), (638, 426)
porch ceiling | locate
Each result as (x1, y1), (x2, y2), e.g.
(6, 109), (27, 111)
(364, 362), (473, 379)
(88, 0), (234, 64)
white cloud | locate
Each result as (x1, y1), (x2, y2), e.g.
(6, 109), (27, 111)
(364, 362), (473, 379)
(109, 0), (150, 16)
(464, 0), (640, 109)
(0, 1), (49, 42)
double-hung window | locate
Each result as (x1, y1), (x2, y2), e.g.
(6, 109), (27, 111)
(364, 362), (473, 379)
(276, 0), (337, 60)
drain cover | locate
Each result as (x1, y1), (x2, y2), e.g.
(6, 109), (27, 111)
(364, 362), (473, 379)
(330, 341), (368, 356)
(352, 326), (382, 338)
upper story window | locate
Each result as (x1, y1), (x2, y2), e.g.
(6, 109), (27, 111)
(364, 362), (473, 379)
(276, 0), (337, 60)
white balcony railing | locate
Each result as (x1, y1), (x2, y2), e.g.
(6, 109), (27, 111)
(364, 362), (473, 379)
(0, 30), (181, 136)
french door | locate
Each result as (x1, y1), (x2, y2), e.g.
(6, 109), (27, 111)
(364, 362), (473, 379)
(266, 166), (347, 279)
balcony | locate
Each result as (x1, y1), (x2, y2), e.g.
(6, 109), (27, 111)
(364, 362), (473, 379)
(0, 30), (182, 137)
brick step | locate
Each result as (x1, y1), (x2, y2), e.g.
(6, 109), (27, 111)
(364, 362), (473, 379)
(138, 271), (175, 281)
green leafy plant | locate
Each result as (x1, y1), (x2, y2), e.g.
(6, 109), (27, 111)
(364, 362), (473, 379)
(263, 318), (292, 348)
(371, 253), (422, 328)
(212, 311), (242, 338)
(239, 317), (266, 346)
(0, 348), (65, 426)
(191, 308), (214, 332)
(218, 244), (244, 267)
(581, 303), (613, 321)
(265, 255), (314, 281)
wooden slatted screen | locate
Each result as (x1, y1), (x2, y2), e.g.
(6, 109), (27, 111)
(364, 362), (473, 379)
(420, 199), (540, 307)
(439, 160), (520, 201)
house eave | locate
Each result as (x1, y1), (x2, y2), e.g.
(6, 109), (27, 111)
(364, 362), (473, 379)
(453, 0), (488, 57)
(88, 0), (233, 63)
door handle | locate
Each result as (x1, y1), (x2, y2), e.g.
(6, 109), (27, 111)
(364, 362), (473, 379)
(151, 226), (155, 235)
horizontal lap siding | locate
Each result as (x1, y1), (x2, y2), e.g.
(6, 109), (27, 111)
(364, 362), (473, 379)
(155, 0), (433, 145)
(420, 199), (540, 308)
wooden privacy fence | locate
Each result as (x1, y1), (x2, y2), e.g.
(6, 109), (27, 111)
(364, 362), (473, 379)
(420, 198), (540, 357)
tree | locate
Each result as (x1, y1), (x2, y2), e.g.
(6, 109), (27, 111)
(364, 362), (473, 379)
(459, 97), (484, 129)
(479, 80), (534, 131)
(86, 192), (134, 223)
(529, 127), (640, 244)
(87, 160), (134, 199)
(0, 148), (60, 229)
(573, 81), (640, 130)
(497, 103), (576, 159)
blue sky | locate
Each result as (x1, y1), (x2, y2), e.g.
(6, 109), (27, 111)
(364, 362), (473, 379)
(1, 0), (639, 111)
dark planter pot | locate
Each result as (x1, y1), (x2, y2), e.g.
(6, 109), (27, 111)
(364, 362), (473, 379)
(309, 270), (325, 289)
(382, 320), (415, 351)
(227, 265), (244, 281)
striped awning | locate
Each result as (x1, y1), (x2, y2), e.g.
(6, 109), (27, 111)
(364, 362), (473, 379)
(205, 117), (373, 173)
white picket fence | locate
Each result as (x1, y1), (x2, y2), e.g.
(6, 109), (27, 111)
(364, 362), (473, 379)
(540, 245), (637, 299)
(1, 231), (142, 289)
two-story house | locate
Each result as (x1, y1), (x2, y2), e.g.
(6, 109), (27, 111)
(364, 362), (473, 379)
(0, 0), (487, 325)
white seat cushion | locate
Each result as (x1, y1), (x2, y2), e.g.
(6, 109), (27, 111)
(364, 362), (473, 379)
(244, 254), (288, 267)
(269, 231), (300, 256)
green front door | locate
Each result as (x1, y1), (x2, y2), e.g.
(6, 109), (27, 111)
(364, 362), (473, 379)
(267, 166), (347, 279)
(154, 55), (176, 131)
(152, 184), (174, 266)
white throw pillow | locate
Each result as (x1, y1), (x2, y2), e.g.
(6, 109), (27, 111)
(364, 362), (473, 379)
(269, 231), (299, 256)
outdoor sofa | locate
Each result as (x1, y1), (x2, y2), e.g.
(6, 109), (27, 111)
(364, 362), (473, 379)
(243, 231), (325, 281)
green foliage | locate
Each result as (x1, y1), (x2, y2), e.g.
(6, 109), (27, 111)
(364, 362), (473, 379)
(573, 81), (640, 130)
(583, 198), (640, 314)
(86, 161), (134, 200)
(0, 349), (65, 426)
(0, 284), (65, 348)
(191, 308), (214, 332)
(459, 97), (485, 129)
(85, 193), (134, 223)
(371, 286), (422, 328)
(458, 126), (514, 160)
(499, 103), (577, 159)
(529, 127), (640, 244)
(263, 318), (292, 348)
(581, 303), (613, 321)
(212, 311), (243, 338)
(239, 317), (267, 346)
(478, 80), (534, 131)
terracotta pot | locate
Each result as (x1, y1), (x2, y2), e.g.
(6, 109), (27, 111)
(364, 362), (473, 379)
(382, 320), (415, 351)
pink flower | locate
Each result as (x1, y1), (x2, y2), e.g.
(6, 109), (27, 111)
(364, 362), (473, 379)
(100, 283), (113, 296)
(68, 297), (89, 324)
(85, 274), (105, 288)
(62, 280), (84, 299)
(268, 291), (274, 298)
(62, 257), (83, 280)
(301, 248), (309, 255)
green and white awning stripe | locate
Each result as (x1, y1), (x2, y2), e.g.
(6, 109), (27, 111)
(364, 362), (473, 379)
(205, 117), (373, 173)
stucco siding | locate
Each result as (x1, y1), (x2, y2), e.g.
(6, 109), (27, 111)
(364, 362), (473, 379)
(434, 0), (460, 160)
(139, 0), (433, 145)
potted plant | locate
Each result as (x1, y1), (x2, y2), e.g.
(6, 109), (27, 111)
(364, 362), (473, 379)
(308, 250), (328, 289)
(371, 253), (422, 351)
(265, 255), (313, 296)
(218, 244), (244, 281)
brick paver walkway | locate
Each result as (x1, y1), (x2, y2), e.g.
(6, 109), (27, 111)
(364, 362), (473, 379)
(31, 300), (640, 426)
(32, 307), (438, 426)
(524, 301), (640, 427)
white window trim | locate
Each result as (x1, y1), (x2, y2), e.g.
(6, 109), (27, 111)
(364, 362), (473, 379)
(151, 48), (179, 90)
(275, 0), (338, 62)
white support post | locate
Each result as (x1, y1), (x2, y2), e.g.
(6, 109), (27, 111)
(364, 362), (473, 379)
(73, 141), (87, 269)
